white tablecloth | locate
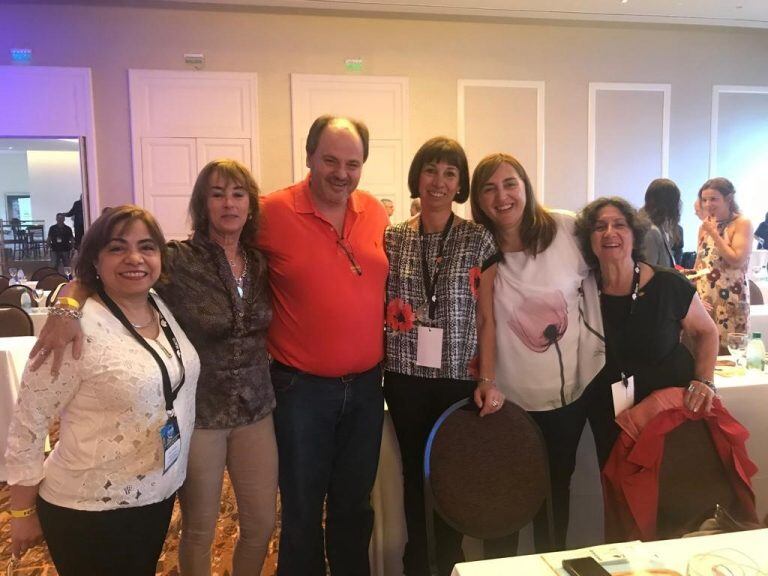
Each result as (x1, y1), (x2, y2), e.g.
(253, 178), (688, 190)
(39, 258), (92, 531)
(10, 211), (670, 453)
(0, 336), (36, 480)
(451, 528), (768, 575)
(27, 307), (49, 334)
(371, 371), (768, 575)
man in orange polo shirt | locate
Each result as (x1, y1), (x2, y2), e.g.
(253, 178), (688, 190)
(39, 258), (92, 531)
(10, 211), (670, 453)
(258, 115), (389, 576)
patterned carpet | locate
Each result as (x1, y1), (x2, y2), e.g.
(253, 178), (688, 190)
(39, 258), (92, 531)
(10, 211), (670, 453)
(0, 473), (279, 575)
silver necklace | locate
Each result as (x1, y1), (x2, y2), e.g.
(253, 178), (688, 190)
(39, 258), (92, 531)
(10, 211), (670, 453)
(136, 309), (172, 358)
(228, 247), (248, 297)
(130, 308), (156, 329)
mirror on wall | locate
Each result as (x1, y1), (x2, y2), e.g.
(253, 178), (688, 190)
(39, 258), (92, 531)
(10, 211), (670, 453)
(0, 136), (89, 277)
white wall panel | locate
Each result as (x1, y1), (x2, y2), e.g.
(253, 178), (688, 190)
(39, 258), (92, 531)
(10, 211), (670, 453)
(711, 86), (768, 227)
(588, 83), (670, 208)
(458, 80), (545, 204)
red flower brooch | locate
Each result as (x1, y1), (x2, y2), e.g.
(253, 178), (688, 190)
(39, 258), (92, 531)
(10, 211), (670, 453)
(386, 298), (416, 332)
(469, 266), (482, 299)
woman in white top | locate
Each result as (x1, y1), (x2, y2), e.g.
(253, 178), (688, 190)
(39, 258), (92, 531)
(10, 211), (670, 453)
(6, 206), (200, 575)
(472, 153), (604, 552)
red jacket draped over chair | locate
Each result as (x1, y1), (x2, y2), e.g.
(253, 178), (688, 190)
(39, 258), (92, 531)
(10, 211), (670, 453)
(602, 388), (757, 541)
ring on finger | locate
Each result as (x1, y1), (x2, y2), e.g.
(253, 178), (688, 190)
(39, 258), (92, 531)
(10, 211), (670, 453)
(491, 399), (500, 408)
(39, 347), (50, 355)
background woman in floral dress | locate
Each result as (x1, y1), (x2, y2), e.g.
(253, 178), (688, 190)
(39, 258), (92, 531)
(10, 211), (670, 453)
(383, 137), (499, 576)
(694, 177), (753, 353)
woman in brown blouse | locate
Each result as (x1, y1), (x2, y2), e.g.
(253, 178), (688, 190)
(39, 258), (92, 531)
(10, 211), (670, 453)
(30, 160), (276, 576)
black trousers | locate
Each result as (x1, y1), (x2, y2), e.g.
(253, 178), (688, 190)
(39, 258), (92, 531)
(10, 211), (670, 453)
(384, 371), (477, 576)
(37, 493), (176, 576)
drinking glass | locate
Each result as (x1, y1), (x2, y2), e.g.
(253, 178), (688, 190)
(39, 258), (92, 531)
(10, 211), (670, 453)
(726, 332), (749, 367)
(8, 266), (17, 280)
(62, 266), (72, 280)
(35, 288), (47, 307)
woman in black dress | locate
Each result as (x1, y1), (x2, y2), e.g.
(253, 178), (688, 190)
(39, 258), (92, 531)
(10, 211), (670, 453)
(574, 196), (719, 466)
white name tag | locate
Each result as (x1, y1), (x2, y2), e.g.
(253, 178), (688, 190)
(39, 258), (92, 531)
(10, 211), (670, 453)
(611, 375), (635, 417)
(416, 326), (443, 368)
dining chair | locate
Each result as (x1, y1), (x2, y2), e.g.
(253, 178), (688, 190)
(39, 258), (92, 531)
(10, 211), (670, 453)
(424, 398), (553, 575)
(603, 392), (758, 543)
(657, 419), (752, 539)
(0, 275), (9, 293)
(0, 285), (38, 308)
(46, 281), (67, 307)
(36, 273), (68, 292)
(9, 226), (28, 261)
(0, 304), (34, 337)
(31, 266), (59, 281)
(748, 279), (764, 305)
(25, 225), (46, 259)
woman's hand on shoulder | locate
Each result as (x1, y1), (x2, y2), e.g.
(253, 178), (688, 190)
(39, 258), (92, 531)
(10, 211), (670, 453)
(28, 315), (84, 375)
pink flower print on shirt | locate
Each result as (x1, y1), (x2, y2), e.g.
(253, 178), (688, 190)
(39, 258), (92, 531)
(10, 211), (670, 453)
(507, 289), (569, 405)
(507, 290), (568, 352)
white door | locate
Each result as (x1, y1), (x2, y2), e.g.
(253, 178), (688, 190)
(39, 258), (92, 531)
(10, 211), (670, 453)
(140, 137), (197, 240)
(290, 74), (409, 222)
(197, 138), (252, 170)
(129, 69), (260, 237)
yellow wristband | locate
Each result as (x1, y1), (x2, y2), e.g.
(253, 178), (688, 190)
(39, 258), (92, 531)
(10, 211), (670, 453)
(9, 506), (36, 518)
(56, 297), (81, 310)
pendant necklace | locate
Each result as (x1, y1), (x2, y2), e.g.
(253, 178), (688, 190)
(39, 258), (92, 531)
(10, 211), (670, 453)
(228, 246), (247, 298)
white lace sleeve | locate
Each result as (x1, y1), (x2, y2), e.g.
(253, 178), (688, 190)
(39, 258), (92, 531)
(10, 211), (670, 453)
(5, 352), (83, 486)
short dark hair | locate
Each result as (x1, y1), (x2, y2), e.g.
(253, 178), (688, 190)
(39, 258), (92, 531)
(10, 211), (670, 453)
(469, 153), (555, 256)
(76, 205), (168, 292)
(407, 137), (470, 204)
(698, 176), (740, 216)
(575, 196), (650, 269)
(305, 115), (370, 162)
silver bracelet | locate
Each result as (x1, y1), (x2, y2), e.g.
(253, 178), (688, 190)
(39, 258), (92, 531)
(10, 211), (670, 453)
(48, 306), (83, 320)
(694, 377), (717, 394)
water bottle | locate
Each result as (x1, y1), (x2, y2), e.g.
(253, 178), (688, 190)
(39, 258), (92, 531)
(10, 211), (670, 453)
(20, 290), (32, 311)
(745, 332), (765, 371)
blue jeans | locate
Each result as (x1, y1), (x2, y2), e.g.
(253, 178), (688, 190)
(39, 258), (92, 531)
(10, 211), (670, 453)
(271, 361), (384, 576)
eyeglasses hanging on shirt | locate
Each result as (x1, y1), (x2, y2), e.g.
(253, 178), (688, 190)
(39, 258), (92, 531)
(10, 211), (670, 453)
(336, 237), (363, 276)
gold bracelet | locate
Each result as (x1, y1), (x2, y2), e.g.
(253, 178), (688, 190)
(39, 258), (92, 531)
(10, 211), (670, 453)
(477, 377), (495, 386)
(56, 296), (81, 310)
(9, 506), (36, 518)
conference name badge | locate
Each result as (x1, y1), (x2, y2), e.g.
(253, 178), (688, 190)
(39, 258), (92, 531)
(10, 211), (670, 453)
(416, 326), (443, 368)
(161, 417), (181, 474)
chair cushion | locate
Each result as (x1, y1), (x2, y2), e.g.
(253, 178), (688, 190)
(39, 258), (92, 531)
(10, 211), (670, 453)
(428, 402), (549, 539)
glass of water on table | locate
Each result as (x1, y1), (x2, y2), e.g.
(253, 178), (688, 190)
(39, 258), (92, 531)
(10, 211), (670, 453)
(726, 332), (749, 367)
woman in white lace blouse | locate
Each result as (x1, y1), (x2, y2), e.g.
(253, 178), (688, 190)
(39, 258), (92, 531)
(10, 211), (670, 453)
(6, 206), (200, 575)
